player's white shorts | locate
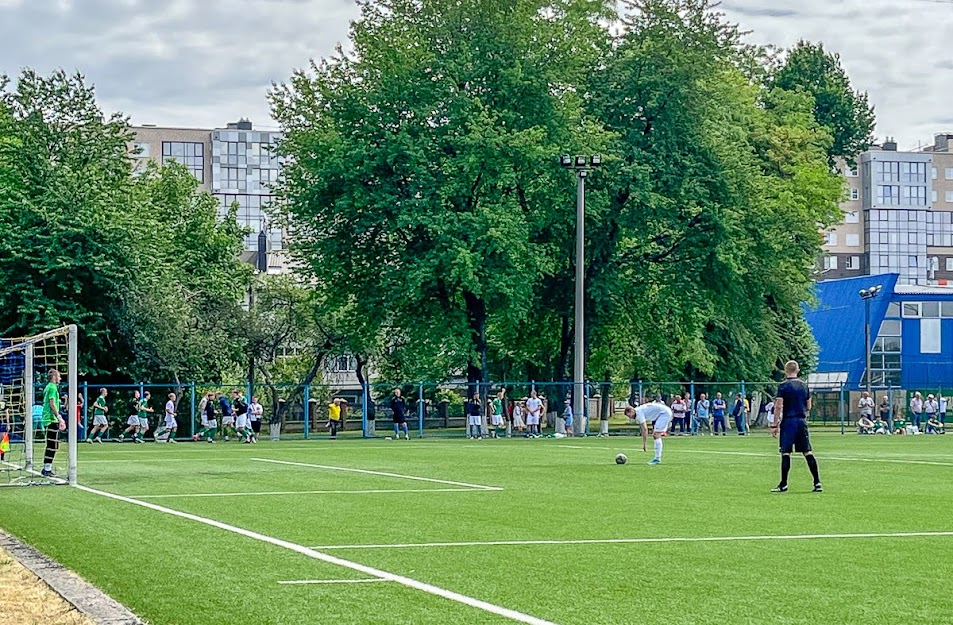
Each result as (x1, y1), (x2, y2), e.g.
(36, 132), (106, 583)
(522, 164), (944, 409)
(646, 414), (672, 433)
(526, 414), (540, 426)
(200, 417), (209, 428)
(222, 416), (235, 426)
(127, 415), (140, 426)
(467, 415), (482, 426)
(236, 415), (250, 429)
(206, 419), (218, 429)
(513, 413), (525, 428)
(164, 416), (177, 429)
(93, 415), (108, 426)
(139, 418), (149, 430)
(491, 414), (503, 426)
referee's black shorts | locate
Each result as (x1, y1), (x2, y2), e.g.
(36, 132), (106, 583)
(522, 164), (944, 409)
(779, 417), (812, 454)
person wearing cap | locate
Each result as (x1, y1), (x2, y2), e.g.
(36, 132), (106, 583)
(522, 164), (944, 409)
(924, 394), (939, 427)
(327, 398), (343, 439)
(562, 399), (574, 437)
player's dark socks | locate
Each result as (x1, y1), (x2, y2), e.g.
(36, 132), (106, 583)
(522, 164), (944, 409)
(806, 454), (821, 485)
(780, 454), (791, 488)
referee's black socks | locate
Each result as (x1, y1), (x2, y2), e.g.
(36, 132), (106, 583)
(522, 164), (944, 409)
(806, 454), (821, 486)
(780, 454), (791, 488)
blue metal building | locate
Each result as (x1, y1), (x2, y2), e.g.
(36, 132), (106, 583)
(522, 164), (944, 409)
(806, 273), (953, 391)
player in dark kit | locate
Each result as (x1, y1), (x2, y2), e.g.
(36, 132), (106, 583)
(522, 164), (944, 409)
(771, 360), (822, 493)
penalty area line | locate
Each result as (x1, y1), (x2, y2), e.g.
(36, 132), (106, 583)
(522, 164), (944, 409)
(278, 579), (390, 585)
(251, 457), (503, 491)
(310, 530), (953, 551)
(74, 484), (554, 625)
(129, 487), (491, 499)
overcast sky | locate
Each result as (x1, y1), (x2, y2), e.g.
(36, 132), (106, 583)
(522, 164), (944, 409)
(0, 0), (950, 148)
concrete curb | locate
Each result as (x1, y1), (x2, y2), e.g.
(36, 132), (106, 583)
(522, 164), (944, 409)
(0, 530), (144, 625)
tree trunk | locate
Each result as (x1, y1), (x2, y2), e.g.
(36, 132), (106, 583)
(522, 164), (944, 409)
(556, 314), (571, 382)
(464, 292), (487, 399)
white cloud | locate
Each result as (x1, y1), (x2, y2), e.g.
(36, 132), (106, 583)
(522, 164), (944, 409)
(0, 0), (949, 146)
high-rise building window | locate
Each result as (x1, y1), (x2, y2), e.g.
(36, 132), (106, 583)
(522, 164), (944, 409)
(847, 256), (860, 270)
(876, 161), (900, 182)
(901, 186), (927, 206)
(823, 256), (838, 270)
(933, 191), (938, 203)
(846, 234), (860, 247)
(850, 187), (859, 201)
(946, 168), (953, 180)
(162, 142), (205, 182)
(823, 232), (838, 246)
(932, 167), (938, 180)
(900, 162), (926, 183)
(846, 165), (859, 177)
(876, 185), (900, 205)
(946, 191), (953, 203)
(845, 211), (859, 223)
(133, 141), (151, 158)
(947, 258), (953, 272)
(909, 256), (918, 268)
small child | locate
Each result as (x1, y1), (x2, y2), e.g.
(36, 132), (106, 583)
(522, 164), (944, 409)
(562, 400), (574, 437)
(512, 401), (525, 434)
(893, 414), (907, 435)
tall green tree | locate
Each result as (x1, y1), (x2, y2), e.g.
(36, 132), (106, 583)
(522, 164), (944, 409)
(773, 40), (875, 163)
(0, 70), (137, 374)
(271, 0), (614, 385)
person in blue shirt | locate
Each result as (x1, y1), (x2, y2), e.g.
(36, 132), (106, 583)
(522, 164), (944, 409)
(693, 393), (712, 435)
(711, 392), (728, 435)
(218, 392), (236, 441)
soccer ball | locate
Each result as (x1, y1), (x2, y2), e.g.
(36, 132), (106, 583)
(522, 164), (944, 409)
(385, 436), (393, 441)
(615, 453), (627, 465)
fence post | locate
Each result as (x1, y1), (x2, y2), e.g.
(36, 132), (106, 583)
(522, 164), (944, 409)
(81, 381), (88, 432)
(362, 382), (369, 438)
(418, 382), (425, 439)
(839, 384), (845, 435)
(190, 382), (196, 438)
(888, 383), (894, 431)
(740, 380), (746, 434)
(583, 379), (591, 436)
(303, 383), (310, 440)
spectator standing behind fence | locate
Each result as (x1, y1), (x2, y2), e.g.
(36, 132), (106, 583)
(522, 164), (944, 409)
(526, 390), (543, 438)
(711, 392), (728, 435)
(327, 398), (342, 439)
(940, 396), (948, 424)
(249, 396), (263, 437)
(693, 393), (712, 435)
(391, 389), (409, 440)
(910, 392), (923, 430)
(858, 391), (874, 422)
(732, 393), (748, 435)
(925, 394), (938, 426)
(466, 393), (482, 440)
(562, 399), (574, 437)
(878, 395), (891, 430)
(671, 395), (688, 435)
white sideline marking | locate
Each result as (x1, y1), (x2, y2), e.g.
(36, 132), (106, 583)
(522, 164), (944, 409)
(0, 460), (67, 485)
(310, 530), (953, 551)
(558, 444), (953, 468)
(278, 578), (389, 585)
(131, 487), (489, 499)
(75, 484), (557, 625)
(251, 457), (503, 491)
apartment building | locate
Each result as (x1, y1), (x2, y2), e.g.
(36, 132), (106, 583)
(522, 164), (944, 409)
(822, 134), (953, 285)
(130, 120), (288, 273)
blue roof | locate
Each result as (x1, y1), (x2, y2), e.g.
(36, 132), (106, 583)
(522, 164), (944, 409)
(804, 273), (898, 388)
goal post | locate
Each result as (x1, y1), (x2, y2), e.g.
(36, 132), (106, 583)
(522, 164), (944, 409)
(0, 325), (78, 486)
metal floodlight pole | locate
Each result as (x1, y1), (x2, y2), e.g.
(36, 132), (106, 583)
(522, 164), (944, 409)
(561, 154), (601, 436)
(860, 285), (883, 396)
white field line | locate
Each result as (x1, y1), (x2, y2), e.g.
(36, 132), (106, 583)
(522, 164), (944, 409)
(0, 460), (67, 485)
(310, 530), (953, 551)
(557, 444), (953, 467)
(130, 488), (491, 499)
(251, 457), (503, 491)
(278, 579), (390, 585)
(74, 485), (556, 625)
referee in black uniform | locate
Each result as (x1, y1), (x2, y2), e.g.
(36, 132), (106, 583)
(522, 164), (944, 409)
(771, 360), (822, 493)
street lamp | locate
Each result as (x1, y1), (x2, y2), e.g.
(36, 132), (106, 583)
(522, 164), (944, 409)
(560, 154), (602, 435)
(859, 284), (883, 394)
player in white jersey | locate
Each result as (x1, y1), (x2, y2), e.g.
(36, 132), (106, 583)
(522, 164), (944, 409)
(625, 399), (673, 465)
(154, 393), (178, 443)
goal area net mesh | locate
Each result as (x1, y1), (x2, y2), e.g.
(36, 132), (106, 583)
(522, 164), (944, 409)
(0, 325), (78, 486)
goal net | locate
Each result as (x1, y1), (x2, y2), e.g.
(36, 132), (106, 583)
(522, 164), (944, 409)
(0, 325), (78, 486)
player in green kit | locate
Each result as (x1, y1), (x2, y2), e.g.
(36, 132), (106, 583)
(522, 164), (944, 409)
(41, 369), (66, 478)
(87, 388), (109, 444)
(137, 392), (154, 442)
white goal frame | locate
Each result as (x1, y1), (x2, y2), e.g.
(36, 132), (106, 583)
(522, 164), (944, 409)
(0, 325), (78, 486)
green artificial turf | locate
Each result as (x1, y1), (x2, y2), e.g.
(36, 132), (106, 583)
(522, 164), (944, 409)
(1, 432), (952, 625)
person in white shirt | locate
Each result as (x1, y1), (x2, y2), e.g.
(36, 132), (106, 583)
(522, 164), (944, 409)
(525, 390), (543, 438)
(154, 393), (178, 443)
(625, 399), (673, 465)
(857, 391), (874, 421)
(924, 394), (939, 426)
(910, 392), (924, 430)
(248, 396), (263, 443)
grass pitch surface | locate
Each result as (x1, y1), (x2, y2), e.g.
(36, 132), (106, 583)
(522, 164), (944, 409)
(1, 432), (951, 625)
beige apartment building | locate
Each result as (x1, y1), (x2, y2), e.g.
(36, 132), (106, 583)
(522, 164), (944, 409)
(821, 134), (953, 285)
(130, 119), (288, 274)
